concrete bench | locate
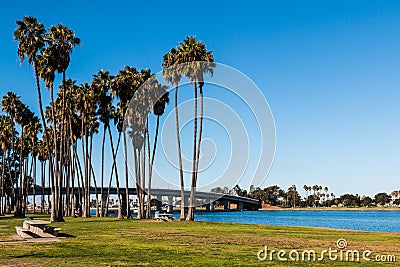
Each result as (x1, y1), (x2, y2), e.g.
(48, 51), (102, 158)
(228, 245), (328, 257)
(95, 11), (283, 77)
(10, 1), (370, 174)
(15, 226), (36, 239)
(17, 220), (61, 238)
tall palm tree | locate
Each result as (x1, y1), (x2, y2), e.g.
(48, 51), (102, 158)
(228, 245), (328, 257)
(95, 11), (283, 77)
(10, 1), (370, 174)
(145, 85), (169, 219)
(303, 185), (309, 207)
(0, 115), (13, 215)
(113, 67), (150, 219)
(162, 48), (185, 220)
(22, 112), (41, 214)
(13, 16), (53, 217)
(112, 67), (138, 219)
(1, 92), (24, 216)
(44, 23), (80, 222)
(174, 36), (214, 221)
(324, 186), (329, 206)
(91, 70), (113, 217)
(75, 83), (98, 218)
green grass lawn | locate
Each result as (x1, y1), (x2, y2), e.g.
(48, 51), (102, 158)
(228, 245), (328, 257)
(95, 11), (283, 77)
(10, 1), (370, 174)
(0, 214), (399, 266)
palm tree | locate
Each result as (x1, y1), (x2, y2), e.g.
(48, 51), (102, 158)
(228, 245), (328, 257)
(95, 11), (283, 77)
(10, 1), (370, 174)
(311, 185), (318, 207)
(13, 16), (53, 217)
(303, 185), (308, 206)
(162, 48), (185, 220)
(162, 36), (215, 221)
(75, 83), (98, 218)
(145, 85), (169, 219)
(22, 112), (41, 214)
(91, 70), (113, 217)
(113, 67), (138, 219)
(0, 115), (13, 215)
(176, 37), (215, 221)
(44, 23), (80, 222)
(324, 186), (329, 207)
(113, 67), (151, 219)
(1, 92), (24, 216)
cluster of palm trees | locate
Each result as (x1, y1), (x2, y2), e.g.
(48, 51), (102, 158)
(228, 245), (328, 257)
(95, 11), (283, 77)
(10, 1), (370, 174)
(1, 16), (215, 222)
(0, 92), (41, 216)
(303, 185), (333, 207)
(391, 190), (400, 200)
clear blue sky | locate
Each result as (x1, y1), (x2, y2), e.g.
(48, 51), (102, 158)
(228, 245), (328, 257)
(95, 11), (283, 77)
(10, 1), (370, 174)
(1, 0), (399, 197)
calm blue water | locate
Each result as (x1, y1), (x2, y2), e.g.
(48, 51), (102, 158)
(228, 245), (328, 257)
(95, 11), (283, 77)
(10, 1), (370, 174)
(94, 209), (400, 232)
(192, 210), (400, 233)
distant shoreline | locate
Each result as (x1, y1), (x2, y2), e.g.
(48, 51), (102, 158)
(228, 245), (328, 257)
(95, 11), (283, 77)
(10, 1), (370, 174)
(259, 206), (400, 211)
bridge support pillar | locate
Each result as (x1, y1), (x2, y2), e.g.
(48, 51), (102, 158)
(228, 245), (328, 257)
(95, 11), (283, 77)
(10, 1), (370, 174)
(101, 194), (108, 216)
(223, 200), (230, 211)
(75, 194), (80, 213)
(155, 195), (162, 211)
(238, 201), (244, 210)
(121, 193), (127, 215)
(206, 199), (214, 211)
(167, 196), (173, 213)
(184, 196), (189, 211)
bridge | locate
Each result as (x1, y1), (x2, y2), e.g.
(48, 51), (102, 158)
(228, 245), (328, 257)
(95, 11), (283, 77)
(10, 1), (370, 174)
(27, 186), (260, 211)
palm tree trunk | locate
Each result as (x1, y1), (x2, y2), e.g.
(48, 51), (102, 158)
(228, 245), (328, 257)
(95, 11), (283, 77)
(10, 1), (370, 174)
(134, 148), (142, 219)
(174, 86), (185, 220)
(100, 125), (106, 217)
(105, 130), (121, 216)
(33, 157), (37, 214)
(70, 145), (75, 217)
(49, 83), (63, 222)
(91, 163), (99, 217)
(141, 135), (146, 219)
(107, 127), (122, 219)
(81, 118), (88, 217)
(6, 149), (15, 214)
(58, 71), (67, 219)
(41, 161), (45, 213)
(146, 125), (151, 219)
(8, 115), (19, 217)
(187, 82), (198, 221)
(1, 151), (5, 216)
(146, 116), (159, 219)
(89, 134), (99, 217)
(16, 126), (24, 217)
(73, 146), (84, 216)
(194, 84), (204, 213)
(123, 133), (130, 218)
(84, 121), (90, 217)
(68, 120), (77, 217)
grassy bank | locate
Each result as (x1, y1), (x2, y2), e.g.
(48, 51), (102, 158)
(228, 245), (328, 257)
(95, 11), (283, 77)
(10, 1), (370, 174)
(0, 214), (399, 266)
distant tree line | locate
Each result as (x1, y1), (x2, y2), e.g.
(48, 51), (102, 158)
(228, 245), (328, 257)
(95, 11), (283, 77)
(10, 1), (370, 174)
(212, 185), (400, 208)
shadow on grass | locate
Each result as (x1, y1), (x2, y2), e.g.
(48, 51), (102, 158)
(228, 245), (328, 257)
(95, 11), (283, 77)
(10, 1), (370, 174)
(58, 233), (76, 238)
(0, 215), (23, 221)
(0, 213), (51, 220)
(11, 253), (45, 259)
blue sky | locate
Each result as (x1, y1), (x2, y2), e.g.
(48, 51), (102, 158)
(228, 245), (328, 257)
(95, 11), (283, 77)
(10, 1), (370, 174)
(1, 0), (399, 197)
